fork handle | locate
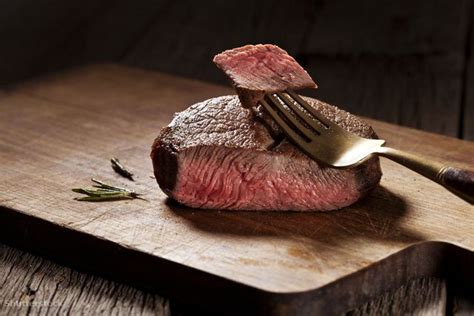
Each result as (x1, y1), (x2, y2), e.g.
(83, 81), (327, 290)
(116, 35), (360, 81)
(376, 147), (474, 205)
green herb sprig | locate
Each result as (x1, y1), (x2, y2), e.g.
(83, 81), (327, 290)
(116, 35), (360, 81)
(72, 178), (143, 202)
(111, 157), (134, 181)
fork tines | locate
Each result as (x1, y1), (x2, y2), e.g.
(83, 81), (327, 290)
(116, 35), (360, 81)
(259, 90), (335, 143)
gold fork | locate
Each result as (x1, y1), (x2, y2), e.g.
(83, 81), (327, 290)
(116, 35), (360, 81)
(259, 90), (474, 204)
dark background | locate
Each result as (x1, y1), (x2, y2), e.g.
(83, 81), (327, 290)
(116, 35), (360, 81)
(1, 2), (473, 314)
(1, 0), (473, 139)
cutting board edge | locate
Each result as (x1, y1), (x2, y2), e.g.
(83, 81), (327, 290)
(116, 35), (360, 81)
(2, 205), (473, 314)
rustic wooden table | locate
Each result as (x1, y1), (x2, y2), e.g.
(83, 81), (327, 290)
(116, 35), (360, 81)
(0, 64), (472, 315)
(0, 243), (448, 315)
(1, 1), (473, 314)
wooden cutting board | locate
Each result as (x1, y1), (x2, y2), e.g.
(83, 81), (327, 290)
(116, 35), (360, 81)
(0, 64), (473, 314)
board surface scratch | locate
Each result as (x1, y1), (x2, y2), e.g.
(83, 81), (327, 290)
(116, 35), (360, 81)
(0, 64), (472, 314)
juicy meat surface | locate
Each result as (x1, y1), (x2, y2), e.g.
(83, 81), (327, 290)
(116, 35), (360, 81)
(213, 44), (317, 108)
(151, 95), (382, 211)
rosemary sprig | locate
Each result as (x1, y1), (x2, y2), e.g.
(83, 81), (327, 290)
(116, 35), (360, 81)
(91, 178), (130, 192)
(111, 157), (134, 181)
(73, 178), (143, 202)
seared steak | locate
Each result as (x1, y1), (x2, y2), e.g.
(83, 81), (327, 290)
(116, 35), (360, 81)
(213, 44), (316, 108)
(151, 95), (382, 211)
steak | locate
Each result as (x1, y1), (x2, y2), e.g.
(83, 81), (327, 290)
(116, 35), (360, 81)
(213, 44), (317, 108)
(151, 95), (382, 211)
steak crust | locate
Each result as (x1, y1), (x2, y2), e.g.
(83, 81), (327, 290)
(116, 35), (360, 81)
(151, 95), (382, 211)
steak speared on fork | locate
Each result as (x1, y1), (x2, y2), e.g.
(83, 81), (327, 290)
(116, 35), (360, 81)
(151, 44), (386, 211)
(260, 90), (474, 204)
(213, 44), (317, 108)
(151, 95), (382, 211)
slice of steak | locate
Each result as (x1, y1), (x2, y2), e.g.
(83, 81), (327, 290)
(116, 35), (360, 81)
(213, 44), (317, 108)
(151, 95), (382, 211)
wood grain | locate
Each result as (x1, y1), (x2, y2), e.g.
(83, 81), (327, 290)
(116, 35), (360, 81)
(122, 0), (315, 84)
(0, 243), (449, 315)
(302, 55), (464, 137)
(119, 0), (472, 138)
(347, 277), (446, 316)
(0, 0), (112, 84)
(0, 243), (170, 316)
(302, 0), (471, 56)
(81, 0), (169, 61)
(0, 0), (471, 139)
(0, 64), (473, 314)
(464, 2), (474, 140)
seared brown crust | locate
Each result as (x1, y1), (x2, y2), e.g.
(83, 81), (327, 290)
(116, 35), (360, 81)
(151, 95), (382, 211)
(353, 158), (383, 194)
(252, 96), (379, 142)
(151, 128), (178, 193)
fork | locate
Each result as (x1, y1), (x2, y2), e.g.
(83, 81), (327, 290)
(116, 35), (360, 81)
(259, 90), (474, 204)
